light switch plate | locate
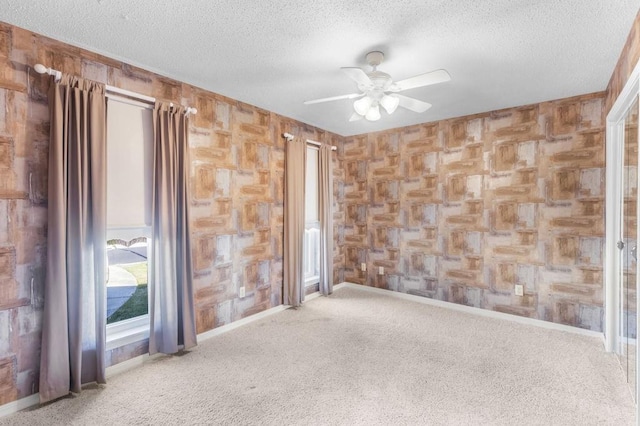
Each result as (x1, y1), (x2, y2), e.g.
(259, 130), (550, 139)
(514, 284), (524, 296)
(239, 286), (245, 298)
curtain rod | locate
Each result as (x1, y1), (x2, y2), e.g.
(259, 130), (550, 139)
(33, 64), (197, 115)
(282, 133), (337, 151)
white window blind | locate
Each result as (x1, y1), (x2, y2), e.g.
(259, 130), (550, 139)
(305, 147), (318, 223)
(106, 98), (153, 240)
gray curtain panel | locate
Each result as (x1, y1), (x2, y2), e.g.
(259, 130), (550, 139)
(318, 144), (334, 296)
(149, 102), (197, 355)
(40, 75), (107, 403)
(284, 138), (306, 307)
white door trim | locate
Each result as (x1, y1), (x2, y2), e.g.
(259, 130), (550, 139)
(605, 58), (640, 417)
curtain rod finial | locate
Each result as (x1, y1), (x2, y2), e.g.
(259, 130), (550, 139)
(34, 63), (62, 82)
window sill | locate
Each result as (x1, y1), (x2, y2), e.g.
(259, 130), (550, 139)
(106, 315), (149, 351)
(305, 276), (319, 287)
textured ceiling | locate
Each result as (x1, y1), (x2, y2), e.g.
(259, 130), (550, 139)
(1, 0), (638, 136)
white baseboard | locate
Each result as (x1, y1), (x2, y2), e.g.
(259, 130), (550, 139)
(336, 282), (604, 340)
(108, 303), (291, 378)
(197, 304), (289, 342)
(0, 353), (167, 418)
(0, 302), (292, 418)
(2, 280), (603, 418)
(303, 291), (322, 302)
(303, 283), (346, 302)
(0, 393), (39, 419)
(332, 282), (347, 292)
(105, 352), (165, 379)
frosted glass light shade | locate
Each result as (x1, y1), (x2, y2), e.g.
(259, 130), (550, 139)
(353, 96), (373, 116)
(380, 94), (399, 114)
(365, 104), (381, 121)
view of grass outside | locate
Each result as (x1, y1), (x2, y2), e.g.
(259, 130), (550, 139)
(106, 261), (149, 324)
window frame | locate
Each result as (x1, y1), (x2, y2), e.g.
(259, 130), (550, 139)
(104, 94), (154, 349)
(105, 314), (150, 351)
(303, 146), (320, 288)
(304, 221), (321, 287)
(105, 225), (152, 350)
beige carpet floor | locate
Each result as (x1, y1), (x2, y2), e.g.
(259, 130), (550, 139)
(1, 286), (635, 425)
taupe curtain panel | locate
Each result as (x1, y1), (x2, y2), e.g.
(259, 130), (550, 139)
(149, 102), (197, 355)
(284, 138), (306, 307)
(318, 145), (334, 296)
(40, 75), (107, 403)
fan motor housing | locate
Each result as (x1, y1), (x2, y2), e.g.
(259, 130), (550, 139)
(363, 70), (392, 94)
(365, 51), (384, 67)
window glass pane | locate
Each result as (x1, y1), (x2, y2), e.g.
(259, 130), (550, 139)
(304, 222), (320, 284)
(305, 147), (319, 223)
(106, 97), (153, 327)
(304, 146), (320, 286)
(106, 237), (149, 324)
(106, 98), (153, 232)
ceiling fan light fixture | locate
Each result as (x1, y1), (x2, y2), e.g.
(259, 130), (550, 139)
(380, 94), (399, 114)
(353, 96), (373, 116)
(304, 51), (450, 123)
(365, 104), (381, 121)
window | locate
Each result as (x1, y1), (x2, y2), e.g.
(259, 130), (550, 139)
(105, 96), (153, 347)
(106, 238), (148, 325)
(304, 146), (320, 286)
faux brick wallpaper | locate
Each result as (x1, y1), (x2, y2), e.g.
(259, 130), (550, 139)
(337, 93), (607, 330)
(0, 7), (639, 409)
(606, 9), (640, 114)
(0, 22), (342, 405)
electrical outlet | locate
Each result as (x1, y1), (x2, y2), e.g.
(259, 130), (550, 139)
(514, 284), (524, 296)
(239, 286), (245, 298)
(361, 262), (367, 272)
(378, 266), (384, 275)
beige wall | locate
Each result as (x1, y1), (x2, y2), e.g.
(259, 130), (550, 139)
(0, 22), (342, 405)
(337, 93), (607, 329)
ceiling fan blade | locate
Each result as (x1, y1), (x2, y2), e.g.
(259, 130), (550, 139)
(390, 69), (451, 92)
(395, 94), (432, 113)
(349, 112), (364, 122)
(341, 67), (373, 88)
(304, 93), (363, 105)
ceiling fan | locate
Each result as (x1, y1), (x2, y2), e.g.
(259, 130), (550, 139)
(304, 51), (451, 122)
